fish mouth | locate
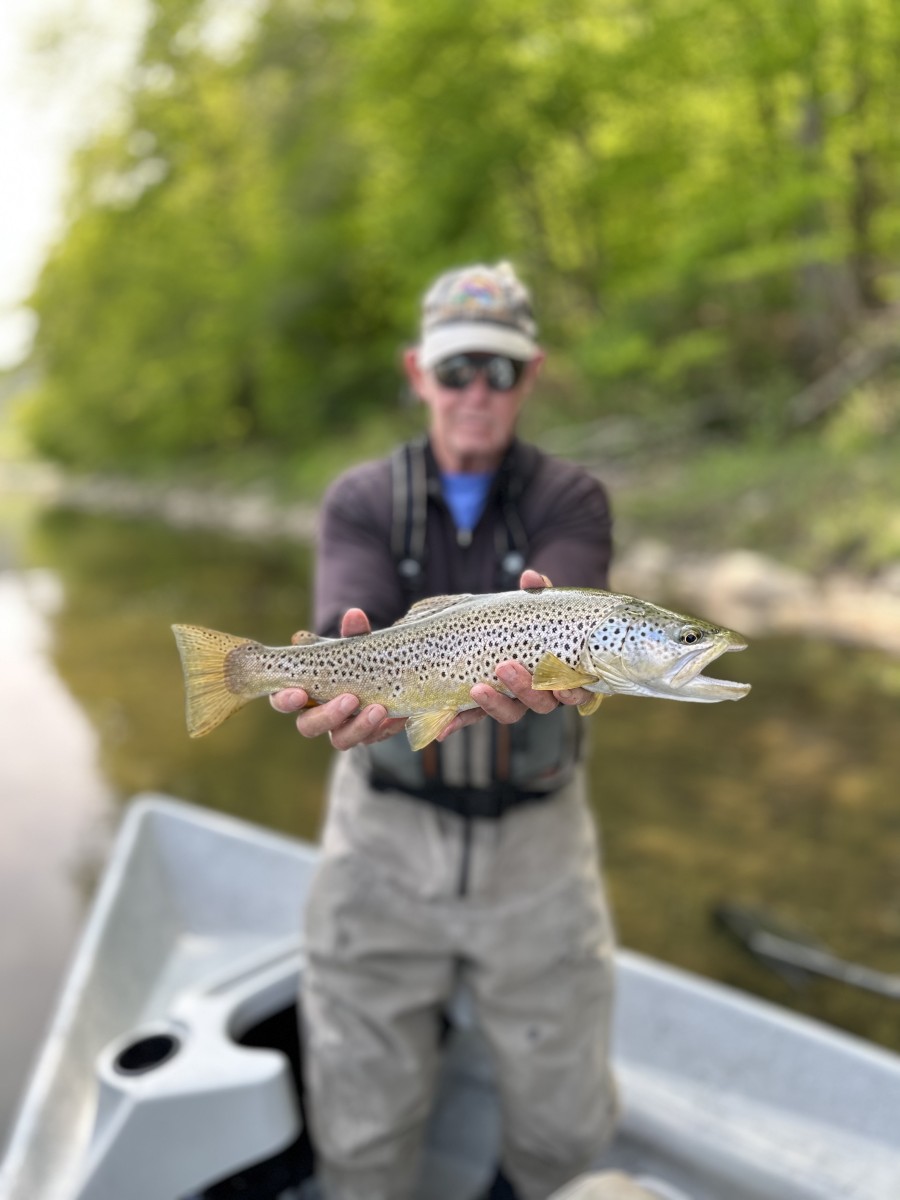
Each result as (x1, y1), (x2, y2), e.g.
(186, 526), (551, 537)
(667, 637), (750, 702)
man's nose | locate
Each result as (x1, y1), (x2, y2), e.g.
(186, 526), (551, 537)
(462, 373), (493, 403)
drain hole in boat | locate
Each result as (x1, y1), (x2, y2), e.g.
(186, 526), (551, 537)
(114, 1033), (181, 1075)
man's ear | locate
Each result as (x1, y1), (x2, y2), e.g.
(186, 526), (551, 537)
(403, 347), (425, 393)
(517, 350), (545, 400)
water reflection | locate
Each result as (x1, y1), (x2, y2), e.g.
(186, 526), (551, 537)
(594, 637), (900, 1051)
(26, 507), (333, 837)
(0, 567), (113, 1136)
(2, 502), (899, 1137)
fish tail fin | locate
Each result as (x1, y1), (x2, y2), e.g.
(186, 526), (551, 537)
(171, 624), (257, 737)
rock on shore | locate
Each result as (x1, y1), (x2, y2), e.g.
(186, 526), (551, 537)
(613, 541), (900, 656)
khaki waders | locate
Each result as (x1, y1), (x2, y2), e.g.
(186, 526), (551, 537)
(301, 750), (618, 1200)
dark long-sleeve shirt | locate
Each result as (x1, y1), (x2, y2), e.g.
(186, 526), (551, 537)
(314, 438), (612, 636)
(311, 436), (614, 810)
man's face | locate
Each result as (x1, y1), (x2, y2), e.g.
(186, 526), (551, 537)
(404, 348), (544, 473)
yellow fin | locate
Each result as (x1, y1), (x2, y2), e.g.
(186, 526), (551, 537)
(172, 624), (257, 738)
(577, 693), (605, 717)
(406, 707), (458, 751)
(532, 652), (599, 692)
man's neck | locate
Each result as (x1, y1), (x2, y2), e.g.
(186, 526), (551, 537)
(429, 441), (509, 475)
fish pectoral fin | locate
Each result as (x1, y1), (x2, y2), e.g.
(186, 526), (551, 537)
(406, 707), (459, 751)
(532, 652), (599, 692)
(577, 693), (605, 717)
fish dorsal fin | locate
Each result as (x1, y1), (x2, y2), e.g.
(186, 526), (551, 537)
(392, 594), (476, 627)
(291, 630), (327, 645)
(532, 652), (599, 691)
(406, 707), (459, 751)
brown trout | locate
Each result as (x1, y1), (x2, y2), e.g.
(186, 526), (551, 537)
(172, 587), (750, 751)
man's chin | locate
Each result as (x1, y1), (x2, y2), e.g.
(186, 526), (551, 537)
(451, 430), (503, 455)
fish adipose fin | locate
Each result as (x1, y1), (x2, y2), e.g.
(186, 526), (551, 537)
(406, 707), (458, 751)
(172, 624), (257, 738)
(532, 652), (599, 692)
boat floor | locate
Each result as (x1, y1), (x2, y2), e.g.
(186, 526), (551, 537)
(3, 796), (900, 1200)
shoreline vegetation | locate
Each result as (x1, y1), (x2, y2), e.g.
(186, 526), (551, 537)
(3, 443), (899, 658)
(4, 0), (898, 658)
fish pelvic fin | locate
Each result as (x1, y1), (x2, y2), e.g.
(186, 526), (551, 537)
(406, 707), (458, 751)
(577, 692), (605, 717)
(172, 624), (257, 737)
(532, 652), (599, 692)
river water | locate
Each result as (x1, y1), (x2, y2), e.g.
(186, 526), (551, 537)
(2, 499), (899, 1139)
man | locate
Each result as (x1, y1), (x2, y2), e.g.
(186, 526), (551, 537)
(272, 262), (618, 1200)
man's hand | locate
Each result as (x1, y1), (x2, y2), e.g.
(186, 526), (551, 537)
(436, 569), (594, 742)
(269, 608), (407, 750)
(271, 571), (593, 748)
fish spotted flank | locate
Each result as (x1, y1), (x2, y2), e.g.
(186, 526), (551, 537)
(172, 586), (750, 751)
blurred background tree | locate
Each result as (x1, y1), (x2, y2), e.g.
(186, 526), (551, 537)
(15, 0), (900, 472)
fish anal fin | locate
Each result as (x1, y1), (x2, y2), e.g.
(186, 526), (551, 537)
(406, 707), (458, 751)
(577, 692), (605, 717)
(532, 652), (599, 692)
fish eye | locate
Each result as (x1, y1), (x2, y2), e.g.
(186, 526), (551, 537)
(679, 626), (704, 645)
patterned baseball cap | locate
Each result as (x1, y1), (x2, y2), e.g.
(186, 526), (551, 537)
(418, 261), (539, 369)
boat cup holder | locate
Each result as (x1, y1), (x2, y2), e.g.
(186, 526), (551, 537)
(112, 1029), (182, 1076)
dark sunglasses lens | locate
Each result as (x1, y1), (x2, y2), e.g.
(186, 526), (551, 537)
(433, 355), (477, 389)
(485, 357), (523, 391)
(433, 354), (525, 391)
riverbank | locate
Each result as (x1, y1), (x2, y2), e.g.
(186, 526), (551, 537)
(3, 457), (900, 657)
(613, 541), (900, 658)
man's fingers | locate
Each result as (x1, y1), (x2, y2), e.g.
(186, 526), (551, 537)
(519, 568), (552, 590)
(554, 686), (594, 706)
(340, 608), (371, 638)
(470, 684), (530, 724)
(326, 704), (391, 750)
(270, 688), (310, 713)
(366, 716), (410, 744)
(293, 693), (360, 737)
(437, 707), (487, 741)
(495, 662), (559, 714)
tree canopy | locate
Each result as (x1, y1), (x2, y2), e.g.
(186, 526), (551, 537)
(19, 0), (900, 469)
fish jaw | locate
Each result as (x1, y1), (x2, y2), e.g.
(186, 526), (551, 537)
(584, 608), (751, 704)
(668, 669), (751, 702)
(666, 633), (750, 701)
(589, 648), (751, 703)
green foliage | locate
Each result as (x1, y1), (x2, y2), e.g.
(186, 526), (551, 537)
(612, 388), (900, 573)
(18, 0), (900, 469)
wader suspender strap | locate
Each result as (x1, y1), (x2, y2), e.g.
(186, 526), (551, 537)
(494, 463), (530, 590)
(492, 459), (532, 782)
(391, 437), (429, 604)
(389, 438), (533, 790)
(390, 437), (439, 777)
(389, 438), (533, 597)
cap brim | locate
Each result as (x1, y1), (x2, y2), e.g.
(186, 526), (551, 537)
(419, 322), (538, 369)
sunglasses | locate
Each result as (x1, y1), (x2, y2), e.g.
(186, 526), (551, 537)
(432, 353), (527, 393)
